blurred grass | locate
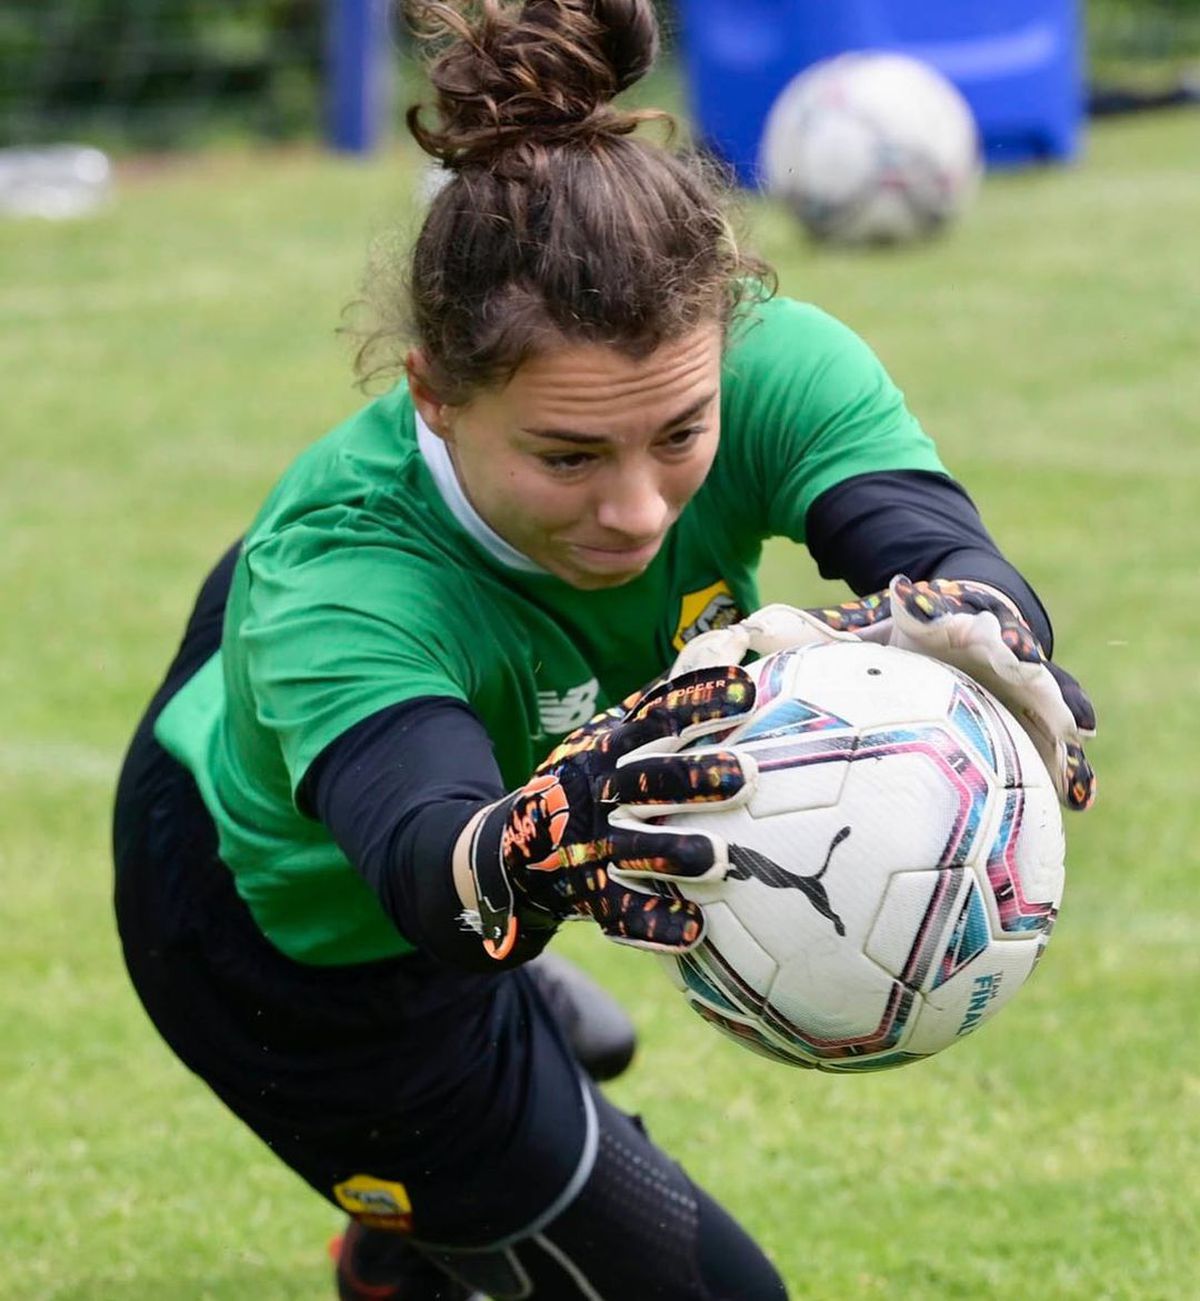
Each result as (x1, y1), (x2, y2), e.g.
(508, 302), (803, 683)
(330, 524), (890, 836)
(2, 106), (1199, 1299)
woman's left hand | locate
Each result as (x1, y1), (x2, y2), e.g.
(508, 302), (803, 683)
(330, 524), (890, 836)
(881, 576), (1096, 811)
(672, 576), (1097, 812)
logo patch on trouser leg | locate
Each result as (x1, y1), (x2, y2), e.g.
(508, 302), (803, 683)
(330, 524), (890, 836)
(334, 1174), (413, 1232)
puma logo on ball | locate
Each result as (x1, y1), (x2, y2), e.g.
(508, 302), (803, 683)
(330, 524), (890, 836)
(727, 827), (850, 936)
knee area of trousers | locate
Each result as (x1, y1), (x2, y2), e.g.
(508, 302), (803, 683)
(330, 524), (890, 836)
(695, 1188), (789, 1301)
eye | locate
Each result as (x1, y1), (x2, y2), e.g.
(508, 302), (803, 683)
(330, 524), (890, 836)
(539, 450), (597, 473)
(660, 426), (706, 452)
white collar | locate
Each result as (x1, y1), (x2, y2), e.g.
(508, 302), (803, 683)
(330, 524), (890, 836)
(415, 411), (548, 574)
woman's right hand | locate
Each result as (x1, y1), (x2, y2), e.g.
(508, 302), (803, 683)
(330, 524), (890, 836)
(468, 668), (758, 960)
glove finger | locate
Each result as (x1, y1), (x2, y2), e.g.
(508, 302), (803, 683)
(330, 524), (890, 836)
(890, 574), (962, 644)
(612, 667), (756, 757)
(526, 821), (728, 886)
(889, 576), (1097, 811)
(585, 882), (707, 953)
(903, 576), (1046, 665)
(805, 591), (892, 635)
(989, 667), (1095, 811)
(670, 624), (751, 676)
(538, 706), (625, 767)
(891, 581), (1045, 685)
(1062, 741), (1097, 812)
(898, 573), (1016, 633)
(738, 602), (865, 652)
(990, 609), (1043, 665)
(603, 749), (751, 809)
(631, 666), (756, 727)
(607, 823), (729, 881)
(671, 598), (890, 679)
(1045, 660), (1097, 734)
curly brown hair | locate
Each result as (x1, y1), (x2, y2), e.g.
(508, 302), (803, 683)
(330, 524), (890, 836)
(352, 0), (775, 399)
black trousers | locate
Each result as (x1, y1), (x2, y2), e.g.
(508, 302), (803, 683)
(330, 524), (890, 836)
(112, 544), (787, 1298)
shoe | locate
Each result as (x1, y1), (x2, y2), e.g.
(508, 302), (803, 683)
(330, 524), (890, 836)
(331, 1221), (476, 1300)
(526, 952), (637, 1082)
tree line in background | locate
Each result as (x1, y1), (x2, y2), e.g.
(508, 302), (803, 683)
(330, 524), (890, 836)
(1, 0), (324, 148)
(2, 0), (1198, 150)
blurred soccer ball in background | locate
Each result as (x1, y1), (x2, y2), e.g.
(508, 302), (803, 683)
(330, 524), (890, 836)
(759, 52), (983, 246)
(648, 641), (1065, 1072)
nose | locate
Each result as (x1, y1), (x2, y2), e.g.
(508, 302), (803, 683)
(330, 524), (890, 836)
(593, 466), (670, 541)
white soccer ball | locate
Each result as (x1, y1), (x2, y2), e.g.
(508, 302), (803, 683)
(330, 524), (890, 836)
(650, 640), (1065, 1072)
(758, 51), (982, 245)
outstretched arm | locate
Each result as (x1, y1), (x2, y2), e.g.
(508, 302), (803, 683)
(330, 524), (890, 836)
(303, 669), (760, 970)
(676, 469), (1097, 810)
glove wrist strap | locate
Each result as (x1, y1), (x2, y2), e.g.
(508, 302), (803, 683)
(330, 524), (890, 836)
(468, 798), (561, 962)
(467, 798), (520, 960)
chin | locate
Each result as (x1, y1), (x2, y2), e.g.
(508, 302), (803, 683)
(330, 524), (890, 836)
(556, 564), (646, 591)
(575, 572), (641, 591)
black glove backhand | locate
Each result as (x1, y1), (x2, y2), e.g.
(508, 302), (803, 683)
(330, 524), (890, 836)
(468, 667), (757, 959)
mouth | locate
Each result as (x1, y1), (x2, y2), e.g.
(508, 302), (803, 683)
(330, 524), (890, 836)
(566, 537), (664, 572)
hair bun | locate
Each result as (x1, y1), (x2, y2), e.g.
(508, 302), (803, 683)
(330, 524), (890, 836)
(529, 0), (659, 93)
(406, 0), (662, 169)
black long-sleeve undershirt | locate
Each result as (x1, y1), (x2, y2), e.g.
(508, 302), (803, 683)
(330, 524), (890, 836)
(804, 469), (1053, 652)
(300, 697), (508, 970)
(306, 468), (1053, 964)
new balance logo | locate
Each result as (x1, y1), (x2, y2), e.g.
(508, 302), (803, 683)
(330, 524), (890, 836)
(537, 679), (600, 736)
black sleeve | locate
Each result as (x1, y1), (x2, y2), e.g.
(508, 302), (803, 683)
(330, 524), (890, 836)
(298, 696), (514, 971)
(804, 469), (1054, 655)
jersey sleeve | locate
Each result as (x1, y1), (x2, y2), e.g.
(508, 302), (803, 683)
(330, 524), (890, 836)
(235, 532), (479, 796)
(716, 297), (947, 544)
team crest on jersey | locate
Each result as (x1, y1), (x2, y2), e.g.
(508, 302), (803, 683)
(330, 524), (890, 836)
(333, 1174), (413, 1233)
(672, 580), (743, 650)
(537, 679), (600, 736)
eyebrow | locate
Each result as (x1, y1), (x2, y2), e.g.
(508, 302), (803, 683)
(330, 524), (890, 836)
(521, 391), (717, 445)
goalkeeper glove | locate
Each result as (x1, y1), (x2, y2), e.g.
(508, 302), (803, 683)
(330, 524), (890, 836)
(468, 667), (757, 960)
(672, 576), (1096, 812)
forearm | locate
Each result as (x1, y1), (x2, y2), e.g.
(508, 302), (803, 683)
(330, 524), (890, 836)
(303, 697), (546, 970)
(805, 469), (1054, 653)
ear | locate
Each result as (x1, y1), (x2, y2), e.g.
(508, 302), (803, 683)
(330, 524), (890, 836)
(405, 349), (455, 441)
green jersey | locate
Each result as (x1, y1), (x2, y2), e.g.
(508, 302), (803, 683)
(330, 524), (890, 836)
(155, 296), (946, 965)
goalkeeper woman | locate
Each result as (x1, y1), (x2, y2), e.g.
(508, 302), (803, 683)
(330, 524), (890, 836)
(112, 2), (1096, 1297)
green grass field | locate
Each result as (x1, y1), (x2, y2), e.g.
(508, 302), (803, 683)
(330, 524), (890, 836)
(3, 107), (1199, 1299)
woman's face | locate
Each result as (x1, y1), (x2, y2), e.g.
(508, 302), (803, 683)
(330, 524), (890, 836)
(409, 325), (723, 590)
